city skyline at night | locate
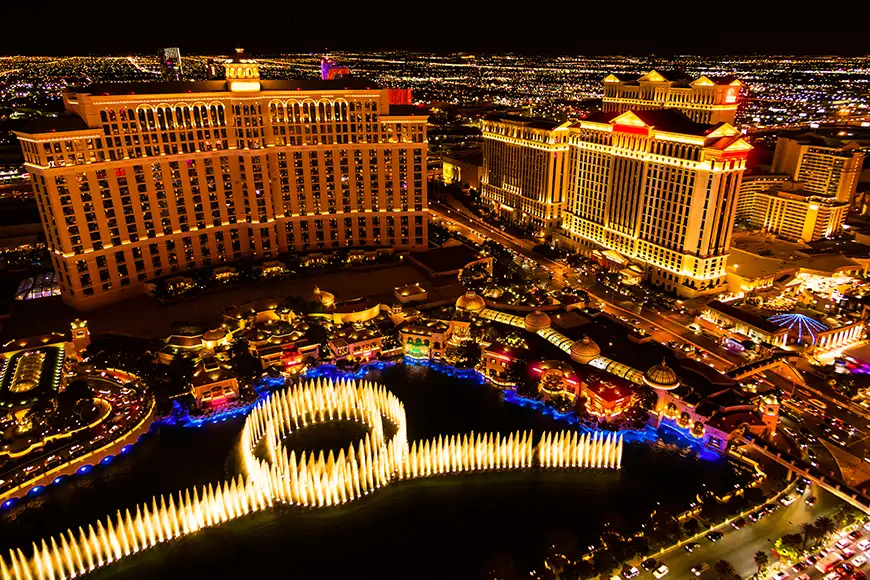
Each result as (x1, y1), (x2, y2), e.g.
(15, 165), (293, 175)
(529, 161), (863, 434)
(1, 13), (870, 579)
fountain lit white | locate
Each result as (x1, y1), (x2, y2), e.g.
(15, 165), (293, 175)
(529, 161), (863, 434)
(2, 377), (623, 579)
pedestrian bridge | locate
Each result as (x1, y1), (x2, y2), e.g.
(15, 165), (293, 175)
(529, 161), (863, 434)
(726, 351), (805, 384)
(741, 434), (870, 513)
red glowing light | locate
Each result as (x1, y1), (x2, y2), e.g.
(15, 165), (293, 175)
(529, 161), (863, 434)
(612, 124), (649, 136)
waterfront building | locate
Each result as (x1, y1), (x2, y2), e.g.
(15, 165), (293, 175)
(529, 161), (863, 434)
(772, 135), (865, 203)
(190, 357), (238, 408)
(735, 173), (789, 221)
(601, 70), (742, 125)
(749, 185), (848, 242)
(482, 343), (522, 387)
(479, 115), (569, 232)
(158, 48), (183, 81)
(14, 50), (428, 310)
(561, 109), (750, 297)
(327, 326), (383, 363)
(399, 319), (450, 360)
(581, 371), (635, 420)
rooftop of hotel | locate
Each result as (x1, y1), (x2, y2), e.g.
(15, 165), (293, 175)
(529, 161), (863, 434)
(480, 113), (566, 131)
(19, 115), (90, 134)
(66, 78), (381, 97)
(606, 70), (740, 87)
(582, 109), (714, 136)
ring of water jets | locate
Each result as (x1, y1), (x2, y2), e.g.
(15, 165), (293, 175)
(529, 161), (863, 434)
(1, 377), (623, 580)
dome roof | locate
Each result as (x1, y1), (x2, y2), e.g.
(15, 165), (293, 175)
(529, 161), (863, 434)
(455, 291), (486, 313)
(313, 286), (335, 308)
(643, 359), (680, 390)
(524, 310), (551, 332)
(570, 335), (601, 364)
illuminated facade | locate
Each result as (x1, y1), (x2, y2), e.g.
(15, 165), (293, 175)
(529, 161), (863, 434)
(750, 186), (848, 242)
(480, 115), (569, 231)
(15, 51), (428, 310)
(602, 70), (741, 125)
(735, 173), (789, 221)
(562, 110), (750, 296)
(772, 136), (864, 203)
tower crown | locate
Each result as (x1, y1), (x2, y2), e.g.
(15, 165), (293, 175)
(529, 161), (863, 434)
(224, 48), (260, 92)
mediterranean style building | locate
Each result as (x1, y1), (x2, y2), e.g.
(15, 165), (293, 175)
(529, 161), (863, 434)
(480, 72), (750, 297)
(15, 51), (428, 310)
(602, 69), (741, 125)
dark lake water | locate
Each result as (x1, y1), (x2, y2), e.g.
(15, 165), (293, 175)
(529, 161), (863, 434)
(0, 363), (749, 579)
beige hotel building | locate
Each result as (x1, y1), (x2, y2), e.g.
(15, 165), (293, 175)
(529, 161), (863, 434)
(15, 53), (428, 310)
(481, 71), (750, 297)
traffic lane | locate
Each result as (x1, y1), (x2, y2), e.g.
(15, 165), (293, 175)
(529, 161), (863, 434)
(433, 204), (755, 372)
(655, 487), (840, 580)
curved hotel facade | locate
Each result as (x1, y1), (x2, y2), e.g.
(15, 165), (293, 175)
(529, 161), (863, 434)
(15, 54), (427, 309)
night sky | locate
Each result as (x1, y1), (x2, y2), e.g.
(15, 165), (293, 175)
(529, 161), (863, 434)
(2, 6), (868, 56)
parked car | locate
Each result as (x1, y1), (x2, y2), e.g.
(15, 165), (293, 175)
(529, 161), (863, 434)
(684, 542), (700, 552)
(731, 517), (748, 529)
(653, 564), (669, 579)
(691, 564), (709, 577)
(621, 565), (640, 579)
(641, 559), (657, 571)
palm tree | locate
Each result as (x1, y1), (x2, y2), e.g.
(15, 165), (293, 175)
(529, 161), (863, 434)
(814, 516), (836, 542)
(754, 551), (769, 577)
(800, 521), (816, 549)
(715, 559), (738, 580)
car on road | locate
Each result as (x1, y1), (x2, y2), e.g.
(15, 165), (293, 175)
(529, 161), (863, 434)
(781, 494), (797, 505)
(641, 559), (657, 571)
(796, 574), (810, 580)
(621, 565), (639, 579)
(691, 564), (708, 576)
(852, 555), (867, 568)
(857, 539), (870, 551)
(852, 570), (867, 579)
(864, 521), (870, 532)
(796, 481), (807, 494)
(843, 547), (856, 558)
(849, 530), (863, 541)
(706, 531), (723, 542)
(772, 571), (790, 579)
(765, 503), (782, 514)
(748, 510), (765, 523)
(684, 542), (700, 552)
(731, 517), (747, 529)
(793, 561), (809, 572)
(806, 496), (817, 506)
(653, 564), (669, 579)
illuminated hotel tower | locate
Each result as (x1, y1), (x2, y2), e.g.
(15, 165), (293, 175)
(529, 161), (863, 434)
(14, 50), (428, 310)
(561, 109), (750, 297)
(602, 70), (741, 125)
(479, 115), (569, 232)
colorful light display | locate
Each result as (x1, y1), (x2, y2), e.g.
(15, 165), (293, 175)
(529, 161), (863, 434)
(768, 313), (829, 343)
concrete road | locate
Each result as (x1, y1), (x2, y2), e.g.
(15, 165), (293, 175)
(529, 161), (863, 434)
(648, 485), (840, 580)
